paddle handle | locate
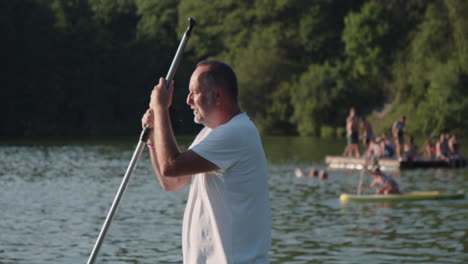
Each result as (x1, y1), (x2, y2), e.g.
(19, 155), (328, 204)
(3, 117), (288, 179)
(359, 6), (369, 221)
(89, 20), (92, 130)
(87, 17), (196, 264)
(144, 17), (197, 138)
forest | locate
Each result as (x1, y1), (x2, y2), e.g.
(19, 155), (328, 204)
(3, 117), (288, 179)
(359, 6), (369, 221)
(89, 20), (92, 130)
(2, 0), (468, 139)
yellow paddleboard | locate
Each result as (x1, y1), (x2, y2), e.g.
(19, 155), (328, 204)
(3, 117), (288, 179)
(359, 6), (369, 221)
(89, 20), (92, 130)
(340, 191), (464, 202)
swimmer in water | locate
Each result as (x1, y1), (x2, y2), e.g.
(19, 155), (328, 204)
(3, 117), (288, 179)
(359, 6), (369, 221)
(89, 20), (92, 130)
(319, 170), (328, 181)
(295, 167), (319, 178)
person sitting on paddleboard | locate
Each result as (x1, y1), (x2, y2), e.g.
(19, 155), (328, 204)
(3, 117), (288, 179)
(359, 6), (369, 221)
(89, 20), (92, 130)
(359, 166), (400, 195)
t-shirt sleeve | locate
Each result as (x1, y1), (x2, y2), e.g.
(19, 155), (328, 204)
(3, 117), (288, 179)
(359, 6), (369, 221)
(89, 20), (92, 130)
(190, 125), (243, 170)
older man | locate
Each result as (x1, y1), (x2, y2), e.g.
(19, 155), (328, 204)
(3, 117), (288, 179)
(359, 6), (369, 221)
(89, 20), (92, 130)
(142, 60), (271, 264)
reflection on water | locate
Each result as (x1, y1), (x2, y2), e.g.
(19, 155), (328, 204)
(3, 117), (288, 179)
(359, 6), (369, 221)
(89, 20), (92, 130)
(1, 137), (467, 264)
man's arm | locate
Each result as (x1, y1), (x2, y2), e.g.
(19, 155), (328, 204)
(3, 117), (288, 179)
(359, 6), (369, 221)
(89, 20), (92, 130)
(150, 78), (219, 179)
(142, 109), (191, 191)
(359, 180), (377, 191)
(152, 106), (219, 177)
(147, 137), (192, 191)
(368, 180), (379, 189)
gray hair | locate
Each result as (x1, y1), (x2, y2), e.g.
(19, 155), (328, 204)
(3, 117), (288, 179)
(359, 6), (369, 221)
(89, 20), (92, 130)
(196, 60), (238, 101)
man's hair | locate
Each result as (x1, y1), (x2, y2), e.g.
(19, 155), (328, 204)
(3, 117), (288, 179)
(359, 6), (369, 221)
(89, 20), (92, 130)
(196, 60), (238, 100)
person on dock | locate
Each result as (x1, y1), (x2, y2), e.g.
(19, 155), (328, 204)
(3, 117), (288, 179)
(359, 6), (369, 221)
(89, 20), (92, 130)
(436, 133), (451, 162)
(379, 133), (395, 158)
(422, 135), (436, 160)
(142, 60), (271, 263)
(360, 116), (374, 148)
(404, 135), (418, 161)
(366, 137), (383, 159)
(392, 115), (407, 161)
(359, 166), (400, 195)
(343, 107), (360, 157)
(448, 134), (462, 158)
(448, 134), (464, 166)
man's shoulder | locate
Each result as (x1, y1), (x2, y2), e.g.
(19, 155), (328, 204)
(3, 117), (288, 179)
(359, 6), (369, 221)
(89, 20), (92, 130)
(224, 113), (257, 130)
(208, 114), (259, 141)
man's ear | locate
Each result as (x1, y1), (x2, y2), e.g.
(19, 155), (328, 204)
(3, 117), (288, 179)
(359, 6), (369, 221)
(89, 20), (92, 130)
(215, 88), (222, 105)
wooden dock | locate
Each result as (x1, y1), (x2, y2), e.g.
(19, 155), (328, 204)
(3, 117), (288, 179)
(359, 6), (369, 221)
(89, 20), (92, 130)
(325, 156), (467, 170)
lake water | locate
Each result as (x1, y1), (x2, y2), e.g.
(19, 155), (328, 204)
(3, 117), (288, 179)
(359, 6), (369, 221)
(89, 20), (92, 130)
(1, 137), (467, 264)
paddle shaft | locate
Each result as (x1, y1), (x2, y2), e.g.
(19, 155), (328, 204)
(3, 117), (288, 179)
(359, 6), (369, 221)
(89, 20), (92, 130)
(357, 160), (369, 195)
(87, 17), (196, 264)
(358, 168), (364, 195)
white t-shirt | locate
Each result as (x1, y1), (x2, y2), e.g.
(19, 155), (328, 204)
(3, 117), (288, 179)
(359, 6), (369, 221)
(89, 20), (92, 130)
(183, 112), (271, 264)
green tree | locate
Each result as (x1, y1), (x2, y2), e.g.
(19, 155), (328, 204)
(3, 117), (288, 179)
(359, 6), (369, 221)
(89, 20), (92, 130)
(342, 0), (395, 78)
(177, 0), (364, 134)
(4, 0), (467, 139)
(290, 62), (349, 136)
(388, 0), (468, 136)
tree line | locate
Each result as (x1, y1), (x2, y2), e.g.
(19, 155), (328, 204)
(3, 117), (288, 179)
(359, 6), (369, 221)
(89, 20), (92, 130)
(2, 0), (467, 139)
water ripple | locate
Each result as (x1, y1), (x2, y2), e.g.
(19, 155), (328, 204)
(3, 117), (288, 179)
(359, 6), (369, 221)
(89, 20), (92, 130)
(1, 143), (468, 264)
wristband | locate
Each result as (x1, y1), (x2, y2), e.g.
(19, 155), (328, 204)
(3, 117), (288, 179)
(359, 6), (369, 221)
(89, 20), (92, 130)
(147, 142), (155, 150)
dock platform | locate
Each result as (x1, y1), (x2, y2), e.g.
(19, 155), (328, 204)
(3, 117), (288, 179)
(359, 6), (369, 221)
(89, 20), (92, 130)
(325, 156), (467, 170)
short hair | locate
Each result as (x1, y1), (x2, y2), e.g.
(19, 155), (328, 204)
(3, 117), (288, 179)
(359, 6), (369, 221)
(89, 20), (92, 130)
(196, 60), (238, 100)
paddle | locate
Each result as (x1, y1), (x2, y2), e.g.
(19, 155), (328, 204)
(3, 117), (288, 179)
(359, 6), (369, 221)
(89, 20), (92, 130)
(87, 17), (196, 264)
(357, 170), (364, 195)
(357, 161), (366, 195)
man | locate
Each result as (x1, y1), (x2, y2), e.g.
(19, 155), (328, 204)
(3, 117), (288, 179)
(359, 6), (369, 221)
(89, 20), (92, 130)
(342, 107), (360, 157)
(448, 134), (464, 166)
(392, 115), (406, 161)
(365, 136), (382, 159)
(379, 133), (394, 158)
(403, 135), (418, 161)
(360, 116), (373, 148)
(359, 167), (400, 195)
(422, 135), (436, 160)
(142, 60), (271, 264)
(436, 133), (450, 162)
(448, 134), (461, 157)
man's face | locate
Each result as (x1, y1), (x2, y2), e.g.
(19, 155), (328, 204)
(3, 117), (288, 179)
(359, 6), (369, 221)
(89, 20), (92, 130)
(186, 66), (216, 125)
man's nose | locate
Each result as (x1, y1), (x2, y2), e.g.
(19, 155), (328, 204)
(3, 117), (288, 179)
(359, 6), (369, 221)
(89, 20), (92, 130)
(186, 93), (193, 105)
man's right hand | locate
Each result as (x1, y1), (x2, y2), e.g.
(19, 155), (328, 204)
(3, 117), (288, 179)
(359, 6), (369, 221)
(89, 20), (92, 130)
(150, 77), (174, 110)
(142, 108), (154, 129)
